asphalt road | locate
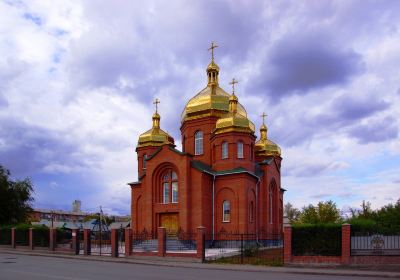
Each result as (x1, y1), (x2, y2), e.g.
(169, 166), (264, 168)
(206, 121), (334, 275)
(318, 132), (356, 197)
(0, 253), (390, 280)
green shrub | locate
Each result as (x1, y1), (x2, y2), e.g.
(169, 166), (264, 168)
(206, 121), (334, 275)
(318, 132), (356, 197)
(292, 223), (342, 256)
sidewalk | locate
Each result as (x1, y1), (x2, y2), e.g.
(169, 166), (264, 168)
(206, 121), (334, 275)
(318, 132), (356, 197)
(1, 248), (400, 279)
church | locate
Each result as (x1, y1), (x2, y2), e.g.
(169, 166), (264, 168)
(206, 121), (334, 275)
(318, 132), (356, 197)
(129, 44), (284, 238)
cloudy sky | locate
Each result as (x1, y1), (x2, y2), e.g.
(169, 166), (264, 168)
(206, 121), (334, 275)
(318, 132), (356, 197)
(1, 0), (399, 215)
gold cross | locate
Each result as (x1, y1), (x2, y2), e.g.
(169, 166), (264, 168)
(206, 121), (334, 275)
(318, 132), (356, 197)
(229, 78), (238, 94)
(261, 112), (267, 124)
(208, 41), (218, 61)
(153, 98), (160, 113)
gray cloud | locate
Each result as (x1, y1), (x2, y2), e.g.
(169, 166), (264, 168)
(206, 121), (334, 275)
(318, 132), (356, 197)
(255, 33), (365, 102)
(0, 117), (98, 177)
(348, 116), (398, 144)
(332, 95), (390, 121)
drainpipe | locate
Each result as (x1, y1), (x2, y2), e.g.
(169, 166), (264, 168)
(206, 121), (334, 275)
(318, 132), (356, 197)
(255, 177), (260, 243)
(212, 174), (216, 242)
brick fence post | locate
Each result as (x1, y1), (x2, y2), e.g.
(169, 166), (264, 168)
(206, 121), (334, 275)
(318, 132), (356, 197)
(72, 229), (79, 255)
(283, 225), (292, 264)
(196, 226), (206, 262)
(125, 228), (132, 257)
(11, 228), (16, 248)
(83, 229), (91, 255)
(49, 228), (56, 251)
(158, 227), (166, 257)
(29, 228), (34, 250)
(341, 223), (351, 265)
(111, 229), (119, 257)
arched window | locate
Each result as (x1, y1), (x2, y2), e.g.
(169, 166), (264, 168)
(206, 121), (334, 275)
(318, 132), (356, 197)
(162, 170), (178, 204)
(194, 131), (203, 155)
(269, 186), (274, 224)
(143, 154), (148, 169)
(222, 142), (228, 159)
(249, 201), (254, 222)
(222, 200), (230, 222)
(237, 141), (243, 158)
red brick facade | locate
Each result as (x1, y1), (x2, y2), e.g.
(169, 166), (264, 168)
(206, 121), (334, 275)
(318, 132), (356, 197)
(129, 58), (284, 237)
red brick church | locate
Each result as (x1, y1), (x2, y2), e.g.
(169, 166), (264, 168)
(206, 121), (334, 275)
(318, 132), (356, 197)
(129, 45), (284, 238)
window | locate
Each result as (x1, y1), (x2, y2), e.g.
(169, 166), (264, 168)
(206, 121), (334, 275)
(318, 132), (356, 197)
(162, 170), (178, 204)
(195, 131), (203, 155)
(172, 182), (178, 203)
(222, 200), (230, 222)
(143, 154), (148, 169)
(269, 188), (273, 224)
(163, 183), (170, 203)
(249, 201), (254, 222)
(237, 142), (243, 158)
(222, 142), (228, 159)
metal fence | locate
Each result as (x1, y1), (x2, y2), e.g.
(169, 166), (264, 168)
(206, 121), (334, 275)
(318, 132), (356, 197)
(33, 228), (50, 247)
(132, 230), (157, 252)
(205, 232), (283, 265)
(91, 230), (111, 255)
(15, 229), (29, 246)
(166, 230), (196, 252)
(56, 229), (72, 250)
(351, 231), (400, 256)
(0, 229), (12, 245)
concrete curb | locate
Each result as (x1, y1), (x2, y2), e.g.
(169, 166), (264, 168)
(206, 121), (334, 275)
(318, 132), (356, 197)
(1, 249), (400, 278)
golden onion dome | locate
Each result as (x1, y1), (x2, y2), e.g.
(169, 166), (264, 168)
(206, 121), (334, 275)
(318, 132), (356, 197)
(255, 123), (281, 157)
(214, 92), (255, 135)
(137, 111), (174, 148)
(181, 59), (248, 123)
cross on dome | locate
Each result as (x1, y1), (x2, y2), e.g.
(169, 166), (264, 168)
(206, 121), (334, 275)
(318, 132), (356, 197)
(208, 41), (218, 61)
(261, 112), (267, 125)
(153, 98), (160, 113)
(229, 78), (238, 94)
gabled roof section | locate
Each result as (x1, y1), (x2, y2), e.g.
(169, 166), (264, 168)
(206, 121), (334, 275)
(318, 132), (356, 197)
(191, 160), (259, 179)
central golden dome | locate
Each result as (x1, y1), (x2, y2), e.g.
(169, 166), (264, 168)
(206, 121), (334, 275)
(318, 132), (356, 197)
(181, 57), (248, 123)
(181, 85), (249, 122)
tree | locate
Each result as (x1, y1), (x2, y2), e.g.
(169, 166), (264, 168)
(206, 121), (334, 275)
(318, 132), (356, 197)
(284, 202), (301, 223)
(0, 165), (34, 225)
(299, 200), (342, 224)
(348, 200), (375, 220)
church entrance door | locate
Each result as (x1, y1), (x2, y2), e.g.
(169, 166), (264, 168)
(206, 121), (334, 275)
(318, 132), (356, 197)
(160, 213), (179, 237)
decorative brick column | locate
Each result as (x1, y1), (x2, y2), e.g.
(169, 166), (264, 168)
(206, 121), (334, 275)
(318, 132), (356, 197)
(341, 223), (351, 265)
(283, 225), (292, 264)
(157, 227), (166, 257)
(83, 229), (91, 255)
(29, 228), (34, 250)
(11, 228), (16, 248)
(71, 229), (79, 255)
(125, 228), (132, 257)
(49, 228), (56, 251)
(111, 229), (119, 257)
(196, 226), (206, 262)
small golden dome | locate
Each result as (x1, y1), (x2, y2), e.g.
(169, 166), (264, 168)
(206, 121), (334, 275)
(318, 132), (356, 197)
(137, 108), (174, 148)
(214, 91), (255, 135)
(207, 60), (220, 72)
(255, 122), (281, 157)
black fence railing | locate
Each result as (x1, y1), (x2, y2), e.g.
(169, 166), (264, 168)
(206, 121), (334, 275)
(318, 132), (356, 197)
(166, 230), (196, 251)
(0, 229), (12, 245)
(132, 230), (157, 252)
(56, 229), (72, 250)
(351, 231), (400, 256)
(33, 228), (50, 247)
(205, 232), (283, 265)
(15, 229), (29, 246)
(292, 225), (342, 256)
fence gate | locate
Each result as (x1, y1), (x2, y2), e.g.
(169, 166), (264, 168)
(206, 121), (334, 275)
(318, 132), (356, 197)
(91, 230), (111, 256)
